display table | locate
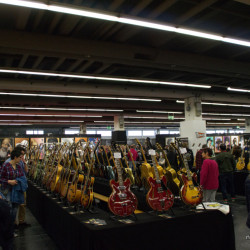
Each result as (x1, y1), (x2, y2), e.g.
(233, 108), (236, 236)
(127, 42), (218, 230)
(27, 181), (235, 250)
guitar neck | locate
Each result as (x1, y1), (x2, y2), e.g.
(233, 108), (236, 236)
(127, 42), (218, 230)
(151, 156), (160, 181)
(115, 158), (124, 187)
(135, 138), (147, 163)
(183, 155), (192, 181)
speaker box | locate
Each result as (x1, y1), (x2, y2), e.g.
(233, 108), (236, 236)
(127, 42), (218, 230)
(112, 130), (127, 144)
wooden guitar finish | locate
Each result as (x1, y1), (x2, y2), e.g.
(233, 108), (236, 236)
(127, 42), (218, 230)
(135, 138), (154, 190)
(155, 143), (181, 196)
(180, 155), (203, 206)
(108, 156), (137, 217)
(236, 149), (245, 170)
(147, 153), (174, 211)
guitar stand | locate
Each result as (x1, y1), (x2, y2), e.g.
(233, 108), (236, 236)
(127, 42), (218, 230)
(109, 212), (138, 223)
(147, 208), (175, 218)
(87, 201), (98, 214)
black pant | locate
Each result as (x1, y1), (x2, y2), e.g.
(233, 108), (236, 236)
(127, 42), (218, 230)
(219, 172), (235, 200)
(0, 199), (13, 250)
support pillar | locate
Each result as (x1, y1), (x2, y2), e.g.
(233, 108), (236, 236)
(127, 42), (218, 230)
(112, 115), (126, 144)
(180, 97), (206, 153)
(79, 123), (86, 134)
(246, 118), (250, 133)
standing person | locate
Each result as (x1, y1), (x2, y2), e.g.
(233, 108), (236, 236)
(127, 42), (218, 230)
(167, 145), (178, 171)
(200, 148), (219, 202)
(216, 144), (236, 203)
(0, 138), (13, 164)
(0, 148), (27, 232)
(182, 142), (194, 170)
(4, 146), (29, 227)
(127, 145), (138, 171)
(0, 191), (14, 250)
(195, 144), (207, 183)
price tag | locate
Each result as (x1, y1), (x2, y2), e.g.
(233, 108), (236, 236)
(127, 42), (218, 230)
(114, 152), (121, 159)
(90, 152), (94, 158)
(180, 147), (187, 154)
(148, 149), (156, 156)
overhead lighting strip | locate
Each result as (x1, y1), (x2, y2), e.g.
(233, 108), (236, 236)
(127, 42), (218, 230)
(136, 110), (183, 114)
(227, 87), (250, 93)
(0, 91), (161, 102)
(0, 69), (210, 89)
(0, 114), (102, 117)
(0, 1), (250, 47)
(0, 106), (123, 112)
(202, 112), (250, 117)
(177, 100), (250, 108)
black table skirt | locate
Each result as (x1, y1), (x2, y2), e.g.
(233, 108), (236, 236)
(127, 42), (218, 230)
(234, 170), (249, 196)
(27, 181), (235, 250)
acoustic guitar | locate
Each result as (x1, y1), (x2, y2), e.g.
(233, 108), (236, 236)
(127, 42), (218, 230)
(108, 152), (138, 217)
(156, 143), (181, 195)
(146, 150), (174, 211)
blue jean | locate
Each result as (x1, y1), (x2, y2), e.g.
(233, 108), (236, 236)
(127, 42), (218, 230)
(219, 172), (235, 200)
(245, 175), (250, 228)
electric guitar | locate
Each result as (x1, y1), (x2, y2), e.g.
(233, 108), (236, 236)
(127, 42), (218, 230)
(180, 153), (203, 206)
(236, 148), (245, 170)
(80, 140), (99, 209)
(135, 138), (154, 190)
(146, 150), (174, 211)
(156, 143), (181, 195)
(108, 152), (138, 217)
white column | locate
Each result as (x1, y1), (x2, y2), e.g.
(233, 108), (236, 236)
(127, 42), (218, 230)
(246, 118), (250, 133)
(114, 115), (124, 131)
(79, 123), (86, 134)
(180, 97), (206, 154)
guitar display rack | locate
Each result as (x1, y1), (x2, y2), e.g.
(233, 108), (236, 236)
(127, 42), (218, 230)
(109, 211), (138, 223)
(147, 207), (175, 218)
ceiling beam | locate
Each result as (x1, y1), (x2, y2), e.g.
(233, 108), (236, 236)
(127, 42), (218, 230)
(1, 30), (250, 81)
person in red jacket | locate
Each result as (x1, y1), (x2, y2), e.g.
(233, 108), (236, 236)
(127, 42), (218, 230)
(200, 148), (219, 202)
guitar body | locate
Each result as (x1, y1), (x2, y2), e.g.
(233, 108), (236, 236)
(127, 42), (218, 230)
(108, 178), (137, 217)
(60, 170), (75, 198)
(180, 174), (203, 206)
(50, 164), (63, 192)
(236, 158), (245, 170)
(55, 167), (66, 194)
(165, 167), (181, 195)
(146, 175), (174, 211)
(81, 177), (95, 209)
(124, 168), (135, 186)
(67, 174), (84, 203)
(247, 162), (250, 171)
(106, 166), (115, 180)
(140, 162), (154, 190)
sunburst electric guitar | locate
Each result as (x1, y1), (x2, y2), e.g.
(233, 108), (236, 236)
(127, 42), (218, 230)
(180, 153), (203, 206)
(146, 150), (174, 211)
(108, 152), (138, 217)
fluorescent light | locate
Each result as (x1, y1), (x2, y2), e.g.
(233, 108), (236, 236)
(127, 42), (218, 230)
(0, 92), (161, 102)
(0, 1), (250, 47)
(204, 118), (231, 120)
(177, 100), (250, 108)
(207, 122), (245, 125)
(125, 121), (180, 124)
(136, 110), (183, 114)
(0, 69), (210, 89)
(227, 87), (250, 93)
(0, 114), (102, 117)
(0, 106), (123, 112)
(124, 116), (184, 119)
(203, 112), (250, 117)
(94, 121), (113, 123)
(0, 120), (84, 123)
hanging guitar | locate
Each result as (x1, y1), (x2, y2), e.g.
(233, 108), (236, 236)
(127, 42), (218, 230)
(146, 149), (174, 211)
(108, 152), (138, 217)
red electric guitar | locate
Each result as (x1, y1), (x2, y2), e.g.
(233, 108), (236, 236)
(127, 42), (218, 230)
(146, 150), (174, 211)
(108, 152), (138, 217)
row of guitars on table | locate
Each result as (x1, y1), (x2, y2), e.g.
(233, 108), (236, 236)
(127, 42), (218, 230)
(27, 139), (203, 218)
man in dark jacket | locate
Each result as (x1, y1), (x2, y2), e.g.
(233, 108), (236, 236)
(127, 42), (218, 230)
(216, 144), (236, 202)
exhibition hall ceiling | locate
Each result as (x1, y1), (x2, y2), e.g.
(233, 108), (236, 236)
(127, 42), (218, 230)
(0, 0), (250, 128)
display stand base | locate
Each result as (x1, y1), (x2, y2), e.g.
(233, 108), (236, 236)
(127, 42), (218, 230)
(109, 212), (138, 222)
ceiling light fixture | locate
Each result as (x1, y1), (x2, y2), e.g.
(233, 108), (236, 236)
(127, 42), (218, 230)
(124, 116), (184, 119)
(0, 114), (102, 117)
(0, 106), (123, 112)
(227, 87), (250, 93)
(202, 112), (250, 117)
(0, 1), (250, 47)
(0, 92), (161, 102)
(176, 100), (250, 108)
(136, 110), (183, 114)
(0, 69), (210, 89)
